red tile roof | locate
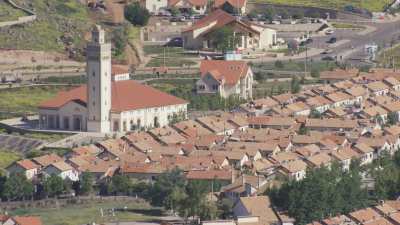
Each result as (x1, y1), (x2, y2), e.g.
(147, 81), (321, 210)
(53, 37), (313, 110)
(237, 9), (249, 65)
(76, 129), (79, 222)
(200, 60), (249, 85)
(188, 0), (208, 6)
(13, 216), (42, 225)
(111, 64), (129, 76)
(183, 9), (236, 32)
(186, 169), (232, 180)
(39, 80), (187, 112)
(214, 0), (246, 8)
(16, 159), (39, 170)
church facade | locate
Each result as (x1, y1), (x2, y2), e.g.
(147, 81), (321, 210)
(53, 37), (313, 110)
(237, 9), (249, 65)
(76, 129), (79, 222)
(38, 25), (188, 133)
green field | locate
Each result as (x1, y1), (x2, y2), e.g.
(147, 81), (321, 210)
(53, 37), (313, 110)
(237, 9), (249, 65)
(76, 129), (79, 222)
(378, 44), (400, 68)
(0, 2), (28, 22)
(0, 85), (72, 119)
(0, 0), (90, 52)
(251, 0), (393, 12)
(0, 150), (21, 172)
(146, 57), (197, 67)
(10, 201), (162, 225)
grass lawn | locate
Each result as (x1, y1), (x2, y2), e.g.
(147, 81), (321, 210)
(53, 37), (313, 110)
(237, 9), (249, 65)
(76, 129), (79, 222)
(143, 45), (184, 55)
(10, 201), (163, 225)
(250, 0), (393, 12)
(253, 60), (337, 72)
(0, 150), (21, 172)
(377, 44), (400, 69)
(0, 2), (28, 22)
(332, 23), (365, 29)
(0, 0), (90, 52)
(0, 85), (72, 119)
(146, 56), (197, 67)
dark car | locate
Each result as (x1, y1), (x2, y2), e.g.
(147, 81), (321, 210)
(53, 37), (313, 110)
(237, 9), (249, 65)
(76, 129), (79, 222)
(327, 37), (337, 44)
(164, 37), (183, 47)
(322, 56), (335, 61)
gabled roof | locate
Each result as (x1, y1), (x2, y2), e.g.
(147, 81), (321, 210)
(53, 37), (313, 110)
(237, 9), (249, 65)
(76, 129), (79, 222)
(200, 60), (249, 85)
(214, 0), (246, 8)
(14, 159), (39, 170)
(12, 216), (42, 225)
(39, 80), (187, 112)
(183, 9), (236, 33)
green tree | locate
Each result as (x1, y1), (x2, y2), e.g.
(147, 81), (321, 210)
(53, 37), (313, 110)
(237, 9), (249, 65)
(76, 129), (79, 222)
(310, 109), (322, 118)
(290, 76), (301, 93)
(170, 7), (180, 16)
(311, 68), (320, 78)
(274, 60), (284, 69)
(125, 3), (150, 26)
(109, 175), (132, 195)
(43, 175), (64, 198)
(79, 172), (94, 195)
(112, 27), (127, 57)
(387, 112), (398, 126)
(208, 27), (239, 52)
(149, 168), (186, 207)
(3, 175), (34, 201)
(263, 7), (276, 21)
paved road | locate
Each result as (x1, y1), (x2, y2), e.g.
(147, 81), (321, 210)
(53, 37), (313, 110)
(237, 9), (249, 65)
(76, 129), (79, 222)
(307, 17), (400, 64)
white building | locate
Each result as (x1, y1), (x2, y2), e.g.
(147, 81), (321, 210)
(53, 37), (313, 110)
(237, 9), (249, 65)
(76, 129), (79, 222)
(43, 161), (79, 181)
(38, 25), (188, 133)
(196, 60), (253, 99)
(141, 0), (168, 14)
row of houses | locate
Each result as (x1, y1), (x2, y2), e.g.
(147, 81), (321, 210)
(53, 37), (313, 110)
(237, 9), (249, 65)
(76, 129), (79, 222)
(142, 0), (247, 15)
(307, 200), (400, 225)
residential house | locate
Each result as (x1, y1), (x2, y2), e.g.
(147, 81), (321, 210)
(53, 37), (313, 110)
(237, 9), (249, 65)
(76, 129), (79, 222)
(196, 60), (253, 99)
(330, 147), (360, 171)
(279, 159), (307, 181)
(239, 97), (279, 116)
(6, 159), (40, 180)
(383, 77), (400, 91)
(233, 196), (280, 225)
(352, 143), (374, 165)
(213, 0), (247, 15)
(182, 10), (277, 50)
(43, 161), (79, 181)
(306, 96), (333, 114)
(325, 91), (354, 108)
(365, 81), (390, 96)
(168, 0), (208, 14)
(141, 0), (168, 14)
(196, 115), (237, 135)
(305, 118), (358, 132)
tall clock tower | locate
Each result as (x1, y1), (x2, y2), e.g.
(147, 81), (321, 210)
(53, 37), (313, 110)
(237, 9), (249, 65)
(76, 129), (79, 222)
(86, 25), (111, 133)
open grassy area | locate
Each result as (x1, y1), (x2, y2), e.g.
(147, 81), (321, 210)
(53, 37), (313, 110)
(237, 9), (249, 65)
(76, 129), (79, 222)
(0, 0), (90, 52)
(332, 23), (365, 29)
(250, 0), (393, 12)
(377, 44), (400, 68)
(0, 85), (72, 119)
(143, 46), (184, 55)
(146, 56), (197, 67)
(0, 2), (28, 22)
(253, 60), (338, 72)
(10, 201), (162, 225)
(0, 150), (21, 171)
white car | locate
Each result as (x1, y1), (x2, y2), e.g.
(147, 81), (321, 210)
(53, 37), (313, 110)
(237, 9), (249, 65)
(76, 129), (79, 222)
(325, 29), (334, 35)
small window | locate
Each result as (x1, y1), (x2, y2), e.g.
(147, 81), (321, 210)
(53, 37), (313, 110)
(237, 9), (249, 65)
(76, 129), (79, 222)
(93, 101), (95, 106)
(92, 86), (95, 92)
(92, 71), (95, 77)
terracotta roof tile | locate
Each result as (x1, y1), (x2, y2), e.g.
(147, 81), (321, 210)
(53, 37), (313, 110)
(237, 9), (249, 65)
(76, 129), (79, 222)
(15, 159), (39, 170)
(39, 80), (187, 112)
(200, 60), (249, 85)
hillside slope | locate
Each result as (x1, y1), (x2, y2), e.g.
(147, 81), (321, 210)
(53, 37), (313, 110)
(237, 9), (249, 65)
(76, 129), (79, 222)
(0, 0), (90, 55)
(250, 0), (393, 12)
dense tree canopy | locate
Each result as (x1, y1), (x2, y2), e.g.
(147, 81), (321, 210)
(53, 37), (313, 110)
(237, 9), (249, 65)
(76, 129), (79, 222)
(268, 160), (368, 224)
(124, 3), (150, 26)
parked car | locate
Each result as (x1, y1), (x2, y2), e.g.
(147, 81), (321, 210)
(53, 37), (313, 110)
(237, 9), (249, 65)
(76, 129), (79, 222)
(325, 29), (334, 35)
(327, 37), (337, 44)
(164, 37), (183, 47)
(322, 56), (335, 61)
(321, 49), (333, 54)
